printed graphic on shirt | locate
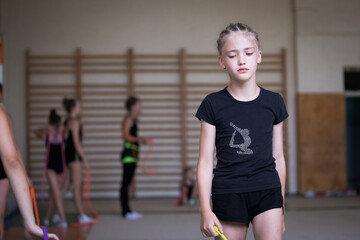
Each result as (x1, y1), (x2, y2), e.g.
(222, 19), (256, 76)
(229, 122), (253, 155)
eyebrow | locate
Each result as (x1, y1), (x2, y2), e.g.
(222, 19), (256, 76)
(225, 47), (255, 54)
(244, 47), (255, 51)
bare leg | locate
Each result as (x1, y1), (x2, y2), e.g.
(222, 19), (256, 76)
(0, 179), (9, 240)
(216, 221), (248, 240)
(45, 169), (69, 223)
(69, 162), (84, 215)
(60, 169), (70, 197)
(44, 191), (54, 221)
(252, 208), (283, 240)
(47, 170), (66, 223)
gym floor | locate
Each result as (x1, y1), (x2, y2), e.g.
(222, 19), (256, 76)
(5, 196), (360, 240)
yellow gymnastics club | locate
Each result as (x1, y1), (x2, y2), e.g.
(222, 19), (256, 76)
(214, 226), (228, 240)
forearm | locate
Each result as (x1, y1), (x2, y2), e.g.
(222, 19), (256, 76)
(275, 156), (286, 200)
(197, 158), (213, 213)
(33, 127), (46, 139)
(124, 135), (145, 144)
(4, 158), (35, 229)
(74, 142), (88, 163)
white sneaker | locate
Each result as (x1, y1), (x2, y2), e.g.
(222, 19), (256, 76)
(124, 212), (142, 220)
(52, 214), (61, 224)
(188, 199), (195, 207)
(56, 222), (68, 228)
(79, 214), (93, 223)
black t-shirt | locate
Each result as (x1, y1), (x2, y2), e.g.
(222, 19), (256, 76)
(196, 87), (288, 194)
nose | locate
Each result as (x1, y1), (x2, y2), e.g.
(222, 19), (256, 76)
(237, 54), (245, 65)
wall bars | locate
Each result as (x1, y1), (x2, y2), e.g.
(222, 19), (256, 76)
(26, 48), (288, 198)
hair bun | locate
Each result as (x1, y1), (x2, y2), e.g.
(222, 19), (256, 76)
(50, 108), (57, 117)
(62, 97), (76, 113)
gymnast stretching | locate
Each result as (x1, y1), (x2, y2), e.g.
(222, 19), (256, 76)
(0, 84), (58, 240)
(62, 98), (93, 224)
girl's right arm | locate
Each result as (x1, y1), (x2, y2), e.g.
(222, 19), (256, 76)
(0, 107), (59, 240)
(197, 120), (222, 238)
(33, 126), (47, 139)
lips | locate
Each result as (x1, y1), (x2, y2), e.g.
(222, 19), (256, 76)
(238, 68), (248, 73)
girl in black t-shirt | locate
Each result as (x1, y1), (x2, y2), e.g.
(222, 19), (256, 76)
(196, 23), (287, 240)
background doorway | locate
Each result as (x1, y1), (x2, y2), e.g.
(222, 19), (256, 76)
(345, 69), (360, 191)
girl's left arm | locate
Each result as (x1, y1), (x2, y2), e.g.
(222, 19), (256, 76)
(71, 120), (90, 169)
(273, 121), (286, 233)
(273, 122), (286, 206)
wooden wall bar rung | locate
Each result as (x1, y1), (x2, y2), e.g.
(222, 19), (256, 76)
(82, 54), (127, 59)
(29, 70), (75, 74)
(82, 70), (128, 74)
(82, 113), (123, 118)
(134, 69), (179, 73)
(81, 106), (121, 110)
(30, 84), (74, 88)
(82, 99), (125, 103)
(133, 83), (178, 87)
(29, 63), (74, 67)
(134, 61), (178, 66)
(186, 54), (217, 58)
(30, 99), (64, 104)
(82, 84), (127, 88)
(82, 62), (127, 66)
(133, 54), (177, 58)
(29, 55), (73, 59)
(26, 48), (288, 198)
(186, 62), (219, 66)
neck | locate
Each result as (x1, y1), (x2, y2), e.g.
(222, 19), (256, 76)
(227, 81), (259, 102)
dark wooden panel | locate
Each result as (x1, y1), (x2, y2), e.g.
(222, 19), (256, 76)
(298, 94), (346, 193)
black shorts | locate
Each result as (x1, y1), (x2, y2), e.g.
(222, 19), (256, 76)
(0, 159), (7, 180)
(212, 187), (283, 225)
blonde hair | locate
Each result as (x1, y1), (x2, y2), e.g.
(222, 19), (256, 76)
(217, 23), (260, 55)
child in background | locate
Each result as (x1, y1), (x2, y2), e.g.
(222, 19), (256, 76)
(120, 96), (153, 220)
(63, 98), (93, 224)
(196, 23), (288, 240)
(176, 166), (197, 207)
(34, 109), (67, 227)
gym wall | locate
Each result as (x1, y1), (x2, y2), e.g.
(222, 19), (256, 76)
(26, 48), (288, 198)
(1, 0), (297, 203)
(295, 0), (360, 193)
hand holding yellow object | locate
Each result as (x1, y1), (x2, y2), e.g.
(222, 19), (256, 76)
(214, 226), (228, 240)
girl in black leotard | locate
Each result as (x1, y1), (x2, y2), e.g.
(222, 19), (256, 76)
(62, 98), (93, 224)
(34, 109), (67, 227)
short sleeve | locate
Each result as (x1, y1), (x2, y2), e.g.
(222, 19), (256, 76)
(195, 95), (216, 126)
(274, 93), (288, 124)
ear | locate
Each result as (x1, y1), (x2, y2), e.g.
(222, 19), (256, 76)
(257, 51), (262, 64)
(218, 55), (226, 69)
